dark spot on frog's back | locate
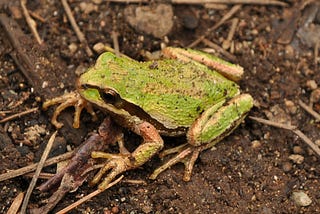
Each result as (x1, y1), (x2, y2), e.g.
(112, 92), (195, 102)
(223, 89), (228, 96)
(100, 74), (106, 79)
(149, 61), (158, 69)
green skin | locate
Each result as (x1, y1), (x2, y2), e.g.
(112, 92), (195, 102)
(43, 47), (253, 190)
(76, 47), (254, 189)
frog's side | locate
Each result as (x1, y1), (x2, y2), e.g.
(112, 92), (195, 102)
(43, 47), (253, 190)
(80, 52), (240, 134)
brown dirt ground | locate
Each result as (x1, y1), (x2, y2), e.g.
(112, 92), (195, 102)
(1, 0), (320, 213)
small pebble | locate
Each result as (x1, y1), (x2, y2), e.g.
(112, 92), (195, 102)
(291, 191), (312, 207)
(182, 15), (199, 30)
(315, 139), (320, 147)
(74, 64), (88, 76)
(251, 29), (259, 35)
(284, 99), (297, 114)
(79, 2), (97, 14)
(310, 88), (320, 103)
(111, 206), (119, 213)
(306, 80), (318, 90)
(103, 209), (111, 214)
(284, 45), (295, 59)
(92, 0), (102, 4)
(282, 161), (293, 172)
(251, 140), (261, 148)
(293, 146), (304, 154)
(93, 42), (105, 53)
(68, 43), (78, 55)
(289, 154), (304, 164)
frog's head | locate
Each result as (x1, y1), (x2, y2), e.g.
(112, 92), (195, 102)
(78, 80), (122, 108)
(76, 51), (127, 110)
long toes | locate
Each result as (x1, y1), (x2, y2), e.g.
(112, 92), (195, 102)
(97, 159), (128, 190)
(150, 147), (192, 180)
(158, 143), (188, 158)
(90, 161), (115, 186)
(183, 147), (201, 181)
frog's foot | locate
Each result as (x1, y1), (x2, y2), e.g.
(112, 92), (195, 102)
(150, 143), (207, 181)
(90, 145), (133, 191)
(42, 91), (97, 128)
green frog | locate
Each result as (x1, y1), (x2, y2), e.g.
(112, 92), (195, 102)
(43, 47), (253, 190)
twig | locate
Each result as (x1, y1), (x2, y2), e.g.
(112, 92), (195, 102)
(0, 107), (38, 124)
(60, 0), (93, 57)
(122, 179), (147, 185)
(104, 0), (287, 6)
(202, 38), (237, 62)
(56, 175), (124, 214)
(28, 10), (46, 23)
(111, 31), (120, 56)
(24, 172), (55, 180)
(315, 40), (319, 67)
(188, 5), (242, 48)
(173, 0), (288, 5)
(20, 131), (57, 214)
(20, 0), (43, 44)
(7, 192), (24, 214)
(298, 100), (320, 121)
(0, 151), (73, 182)
(222, 18), (239, 50)
(249, 116), (320, 157)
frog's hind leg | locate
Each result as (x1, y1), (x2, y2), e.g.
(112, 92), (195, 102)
(150, 94), (253, 181)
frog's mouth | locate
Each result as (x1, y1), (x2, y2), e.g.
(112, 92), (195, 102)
(79, 84), (187, 136)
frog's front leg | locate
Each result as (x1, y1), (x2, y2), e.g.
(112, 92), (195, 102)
(150, 94), (253, 181)
(90, 120), (164, 190)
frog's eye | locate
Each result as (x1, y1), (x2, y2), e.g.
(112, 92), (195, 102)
(101, 89), (119, 104)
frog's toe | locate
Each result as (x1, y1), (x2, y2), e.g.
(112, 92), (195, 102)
(90, 151), (132, 190)
(150, 145), (202, 181)
(43, 91), (97, 128)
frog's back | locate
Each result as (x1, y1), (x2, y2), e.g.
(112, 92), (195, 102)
(83, 52), (240, 129)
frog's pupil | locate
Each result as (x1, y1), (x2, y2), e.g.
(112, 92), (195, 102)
(101, 91), (116, 104)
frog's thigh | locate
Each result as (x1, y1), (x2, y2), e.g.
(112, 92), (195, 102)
(187, 94), (253, 147)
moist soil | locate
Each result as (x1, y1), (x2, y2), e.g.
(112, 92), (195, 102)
(0, 1), (320, 213)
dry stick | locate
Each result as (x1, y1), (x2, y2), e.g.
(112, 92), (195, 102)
(202, 38), (237, 62)
(298, 100), (320, 121)
(222, 18), (239, 50)
(249, 116), (320, 157)
(106, 0), (287, 6)
(315, 40), (319, 66)
(122, 179), (147, 185)
(7, 192), (24, 214)
(56, 175), (124, 214)
(188, 5), (242, 48)
(0, 151), (73, 182)
(20, 0), (43, 44)
(28, 10), (46, 23)
(24, 172), (55, 180)
(61, 0), (93, 57)
(0, 107), (38, 124)
(20, 131), (58, 214)
(111, 31), (120, 56)
(172, 0), (287, 5)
